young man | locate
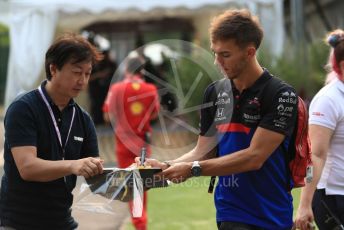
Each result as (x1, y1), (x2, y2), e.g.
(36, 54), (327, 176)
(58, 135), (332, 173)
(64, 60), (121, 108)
(139, 9), (298, 229)
(103, 57), (160, 230)
(0, 34), (104, 229)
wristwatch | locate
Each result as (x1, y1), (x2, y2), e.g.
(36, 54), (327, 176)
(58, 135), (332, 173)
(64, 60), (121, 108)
(191, 161), (202, 177)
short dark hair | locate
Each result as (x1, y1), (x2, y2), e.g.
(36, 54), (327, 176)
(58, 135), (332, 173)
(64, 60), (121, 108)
(45, 33), (103, 80)
(209, 9), (264, 49)
(126, 57), (144, 75)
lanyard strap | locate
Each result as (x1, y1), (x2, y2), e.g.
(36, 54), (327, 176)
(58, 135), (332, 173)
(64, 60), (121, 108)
(38, 86), (75, 157)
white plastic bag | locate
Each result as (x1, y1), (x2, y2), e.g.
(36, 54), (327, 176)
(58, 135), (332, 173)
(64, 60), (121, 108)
(74, 168), (143, 217)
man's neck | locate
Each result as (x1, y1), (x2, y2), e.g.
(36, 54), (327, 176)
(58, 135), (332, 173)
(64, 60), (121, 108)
(45, 81), (69, 111)
(233, 60), (264, 92)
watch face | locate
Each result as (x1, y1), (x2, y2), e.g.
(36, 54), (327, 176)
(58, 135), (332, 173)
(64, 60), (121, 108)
(191, 166), (201, 177)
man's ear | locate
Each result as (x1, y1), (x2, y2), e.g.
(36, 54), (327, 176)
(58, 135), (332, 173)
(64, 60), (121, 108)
(49, 64), (57, 78)
(247, 46), (256, 58)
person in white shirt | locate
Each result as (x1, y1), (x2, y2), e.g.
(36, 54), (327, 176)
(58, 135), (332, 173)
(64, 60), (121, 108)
(295, 29), (344, 230)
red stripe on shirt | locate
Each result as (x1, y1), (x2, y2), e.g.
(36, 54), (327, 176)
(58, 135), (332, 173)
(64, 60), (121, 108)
(216, 123), (251, 134)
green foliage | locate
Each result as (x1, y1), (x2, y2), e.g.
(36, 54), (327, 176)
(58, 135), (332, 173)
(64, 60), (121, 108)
(0, 24), (9, 104)
(0, 24), (9, 46)
(163, 51), (222, 126)
(259, 40), (329, 98)
(0, 24), (8, 31)
(308, 41), (329, 91)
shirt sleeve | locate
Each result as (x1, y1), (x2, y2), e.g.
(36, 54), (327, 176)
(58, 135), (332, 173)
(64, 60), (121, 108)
(81, 113), (99, 158)
(259, 86), (298, 136)
(5, 100), (37, 148)
(199, 83), (217, 137)
(309, 95), (338, 130)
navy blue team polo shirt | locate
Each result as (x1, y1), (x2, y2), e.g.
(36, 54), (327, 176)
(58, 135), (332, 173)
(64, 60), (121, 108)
(200, 70), (297, 229)
(0, 81), (99, 230)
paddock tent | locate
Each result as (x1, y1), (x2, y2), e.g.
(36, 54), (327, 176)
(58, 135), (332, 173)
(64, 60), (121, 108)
(0, 0), (284, 108)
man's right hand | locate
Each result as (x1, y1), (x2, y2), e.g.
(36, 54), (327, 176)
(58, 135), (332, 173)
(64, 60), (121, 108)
(134, 157), (169, 170)
(294, 205), (315, 230)
(71, 157), (104, 178)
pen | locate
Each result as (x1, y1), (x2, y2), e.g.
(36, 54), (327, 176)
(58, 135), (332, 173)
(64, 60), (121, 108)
(140, 147), (146, 166)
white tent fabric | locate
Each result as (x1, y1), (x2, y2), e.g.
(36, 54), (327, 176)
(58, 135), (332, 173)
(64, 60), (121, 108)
(0, 0), (284, 108)
(6, 5), (57, 104)
(8, 0), (233, 13)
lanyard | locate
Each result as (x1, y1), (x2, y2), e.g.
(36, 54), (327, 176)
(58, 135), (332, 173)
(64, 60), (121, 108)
(38, 86), (75, 158)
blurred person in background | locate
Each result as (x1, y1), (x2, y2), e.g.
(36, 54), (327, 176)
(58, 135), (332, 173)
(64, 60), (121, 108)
(135, 36), (177, 113)
(83, 31), (117, 125)
(103, 57), (160, 230)
(295, 29), (344, 230)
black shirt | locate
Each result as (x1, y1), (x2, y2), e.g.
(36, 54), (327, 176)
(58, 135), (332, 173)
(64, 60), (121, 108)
(200, 69), (297, 138)
(0, 81), (99, 230)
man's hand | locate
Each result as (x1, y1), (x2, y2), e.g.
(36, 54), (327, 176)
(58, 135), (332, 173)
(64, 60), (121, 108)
(294, 205), (315, 230)
(134, 157), (168, 169)
(71, 157), (104, 178)
(162, 162), (193, 183)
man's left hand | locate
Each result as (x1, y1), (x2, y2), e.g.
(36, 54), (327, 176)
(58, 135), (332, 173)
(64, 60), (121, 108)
(161, 162), (193, 183)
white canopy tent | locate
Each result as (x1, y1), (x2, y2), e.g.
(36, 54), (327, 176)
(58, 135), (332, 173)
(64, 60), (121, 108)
(0, 0), (284, 108)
